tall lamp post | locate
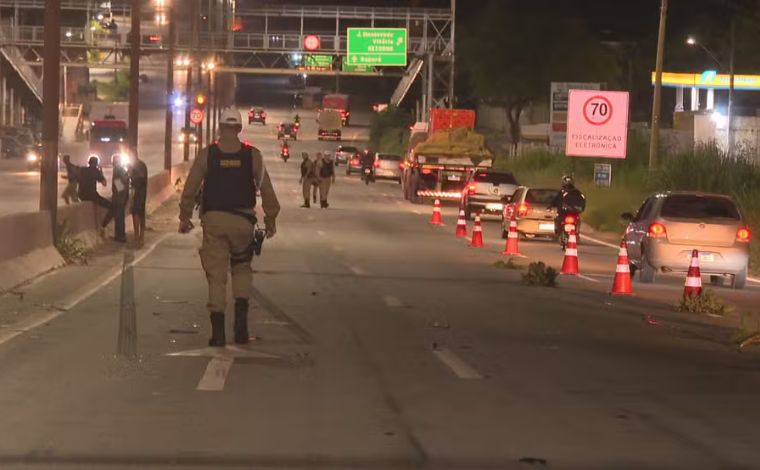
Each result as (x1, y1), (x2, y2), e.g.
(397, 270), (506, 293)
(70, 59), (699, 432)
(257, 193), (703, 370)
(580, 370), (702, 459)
(203, 60), (216, 144)
(687, 33), (735, 156)
(648, 0), (668, 171)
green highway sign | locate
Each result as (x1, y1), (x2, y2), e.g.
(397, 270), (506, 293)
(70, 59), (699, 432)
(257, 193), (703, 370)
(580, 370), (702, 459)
(301, 54), (333, 70)
(347, 28), (407, 67)
(342, 62), (372, 73)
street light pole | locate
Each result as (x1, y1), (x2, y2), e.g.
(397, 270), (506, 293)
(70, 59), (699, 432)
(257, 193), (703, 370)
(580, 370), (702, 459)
(128, 0), (140, 152)
(648, 0), (668, 171)
(163, 6), (176, 171)
(40, 0), (61, 227)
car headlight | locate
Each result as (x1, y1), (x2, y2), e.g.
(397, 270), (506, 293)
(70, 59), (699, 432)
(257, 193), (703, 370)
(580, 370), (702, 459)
(26, 152), (39, 162)
(113, 153), (131, 167)
(179, 133), (186, 142)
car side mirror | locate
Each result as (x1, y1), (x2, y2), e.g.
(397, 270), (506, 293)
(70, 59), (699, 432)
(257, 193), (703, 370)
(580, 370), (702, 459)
(620, 212), (634, 222)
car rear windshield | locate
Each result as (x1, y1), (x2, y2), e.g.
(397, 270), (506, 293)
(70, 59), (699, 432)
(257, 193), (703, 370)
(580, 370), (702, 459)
(473, 172), (517, 185)
(378, 154), (402, 161)
(340, 147), (358, 153)
(526, 189), (559, 204)
(661, 195), (740, 220)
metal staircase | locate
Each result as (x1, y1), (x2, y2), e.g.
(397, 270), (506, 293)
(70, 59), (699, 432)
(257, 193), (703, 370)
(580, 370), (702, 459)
(0, 24), (42, 103)
(390, 56), (424, 107)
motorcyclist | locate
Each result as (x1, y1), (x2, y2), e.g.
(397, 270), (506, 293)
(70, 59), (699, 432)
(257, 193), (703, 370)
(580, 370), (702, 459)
(280, 141), (290, 160)
(359, 149), (374, 182)
(294, 114), (301, 124)
(550, 175), (586, 236)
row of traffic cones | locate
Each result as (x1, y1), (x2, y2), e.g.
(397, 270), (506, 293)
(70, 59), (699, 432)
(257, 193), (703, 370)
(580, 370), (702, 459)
(428, 200), (705, 297)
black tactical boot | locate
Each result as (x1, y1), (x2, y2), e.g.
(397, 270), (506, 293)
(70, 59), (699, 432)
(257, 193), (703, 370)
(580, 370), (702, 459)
(208, 312), (226, 347)
(233, 298), (250, 344)
(301, 199), (310, 208)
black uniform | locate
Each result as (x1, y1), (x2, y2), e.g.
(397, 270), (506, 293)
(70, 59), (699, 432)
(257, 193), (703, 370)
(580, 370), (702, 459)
(78, 165), (113, 228)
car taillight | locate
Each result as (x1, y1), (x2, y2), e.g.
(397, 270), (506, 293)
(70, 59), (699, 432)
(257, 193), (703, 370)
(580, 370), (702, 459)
(468, 184), (476, 195)
(248, 112), (253, 117)
(374, 160), (380, 168)
(399, 161), (405, 169)
(564, 215), (577, 225)
(648, 223), (667, 238)
(518, 203), (529, 217)
(737, 227), (751, 243)
(261, 112), (267, 118)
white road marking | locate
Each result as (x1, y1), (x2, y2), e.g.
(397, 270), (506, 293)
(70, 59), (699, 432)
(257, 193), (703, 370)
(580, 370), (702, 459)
(350, 266), (367, 275)
(749, 276), (760, 284)
(168, 346), (279, 392)
(412, 210), (421, 215)
(583, 234), (621, 250)
(383, 295), (404, 308)
(433, 348), (482, 379)
(0, 233), (173, 347)
(576, 273), (601, 283)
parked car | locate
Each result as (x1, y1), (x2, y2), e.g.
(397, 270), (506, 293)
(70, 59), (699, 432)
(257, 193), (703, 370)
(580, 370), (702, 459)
(334, 145), (359, 166)
(461, 169), (519, 219)
(373, 153), (403, 182)
(248, 107), (267, 125)
(622, 191), (751, 289)
(277, 122), (297, 140)
(502, 186), (560, 239)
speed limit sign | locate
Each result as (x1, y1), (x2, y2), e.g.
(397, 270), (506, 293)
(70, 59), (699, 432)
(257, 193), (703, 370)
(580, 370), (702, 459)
(565, 89), (629, 159)
(190, 107), (205, 125)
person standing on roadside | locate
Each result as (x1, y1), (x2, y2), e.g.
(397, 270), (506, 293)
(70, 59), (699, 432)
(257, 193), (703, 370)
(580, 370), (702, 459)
(178, 108), (280, 347)
(129, 154), (148, 247)
(78, 156), (113, 236)
(111, 156), (130, 243)
(315, 152), (335, 209)
(299, 152), (318, 208)
(60, 154), (80, 205)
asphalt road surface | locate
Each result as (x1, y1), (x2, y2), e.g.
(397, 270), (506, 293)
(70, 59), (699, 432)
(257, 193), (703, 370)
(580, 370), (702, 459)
(1, 106), (760, 470)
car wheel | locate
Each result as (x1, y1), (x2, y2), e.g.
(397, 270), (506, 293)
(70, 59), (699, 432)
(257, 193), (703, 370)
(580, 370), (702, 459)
(732, 266), (747, 290)
(639, 256), (656, 284)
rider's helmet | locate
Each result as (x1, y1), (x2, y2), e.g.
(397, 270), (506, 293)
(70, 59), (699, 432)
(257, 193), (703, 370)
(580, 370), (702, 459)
(561, 174), (575, 190)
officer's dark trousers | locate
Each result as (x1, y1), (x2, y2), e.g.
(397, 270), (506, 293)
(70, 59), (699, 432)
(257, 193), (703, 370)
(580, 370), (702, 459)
(82, 193), (114, 228)
(113, 198), (126, 241)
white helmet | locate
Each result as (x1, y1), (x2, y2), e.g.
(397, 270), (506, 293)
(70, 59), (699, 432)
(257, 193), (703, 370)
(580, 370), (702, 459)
(219, 108), (242, 127)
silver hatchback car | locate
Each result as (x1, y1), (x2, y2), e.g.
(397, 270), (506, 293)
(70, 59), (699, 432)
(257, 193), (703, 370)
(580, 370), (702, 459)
(622, 192), (751, 289)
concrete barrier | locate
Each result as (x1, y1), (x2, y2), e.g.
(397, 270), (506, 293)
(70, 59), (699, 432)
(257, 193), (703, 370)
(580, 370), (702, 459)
(0, 161), (193, 294)
(0, 211), (65, 293)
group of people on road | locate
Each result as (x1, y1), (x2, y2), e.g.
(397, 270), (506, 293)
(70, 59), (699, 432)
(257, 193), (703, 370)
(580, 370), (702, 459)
(60, 153), (149, 246)
(300, 151), (335, 208)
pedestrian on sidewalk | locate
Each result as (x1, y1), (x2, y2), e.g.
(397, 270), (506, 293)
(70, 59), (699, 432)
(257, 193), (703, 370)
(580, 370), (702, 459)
(179, 108), (280, 347)
(129, 153), (148, 247)
(315, 152), (335, 209)
(61, 154), (80, 205)
(111, 156), (130, 243)
(299, 152), (318, 208)
(78, 156), (113, 236)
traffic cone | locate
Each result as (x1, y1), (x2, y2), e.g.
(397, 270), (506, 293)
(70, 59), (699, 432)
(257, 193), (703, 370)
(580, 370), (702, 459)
(455, 209), (467, 238)
(502, 212), (521, 256)
(468, 213), (484, 248)
(683, 249), (703, 298)
(560, 229), (579, 275)
(429, 199), (443, 226)
(611, 240), (633, 295)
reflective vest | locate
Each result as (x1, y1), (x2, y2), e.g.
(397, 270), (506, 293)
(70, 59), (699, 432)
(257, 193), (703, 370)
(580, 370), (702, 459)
(203, 143), (256, 212)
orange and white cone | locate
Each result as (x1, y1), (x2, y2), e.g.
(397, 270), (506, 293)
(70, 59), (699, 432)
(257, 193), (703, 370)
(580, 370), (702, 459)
(502, 213), (522, 256)
(468, 213), (484, 248)
(560, 229), (580, 275)
(455, 209), (467, 238)
(611, 240), (633, 295)
(684, 249), (702, 297)
(429, 199), (443, 226)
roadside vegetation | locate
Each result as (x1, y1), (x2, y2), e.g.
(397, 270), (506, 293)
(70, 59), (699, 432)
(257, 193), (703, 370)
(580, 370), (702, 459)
(677, 290), (734, 316)
(92, 70), (130, 102)
(495, 139), (760, 271)
(54, 222), (91, 265)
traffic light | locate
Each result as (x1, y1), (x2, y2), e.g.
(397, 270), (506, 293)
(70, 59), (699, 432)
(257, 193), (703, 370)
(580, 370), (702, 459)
(195, 93), (207, 106)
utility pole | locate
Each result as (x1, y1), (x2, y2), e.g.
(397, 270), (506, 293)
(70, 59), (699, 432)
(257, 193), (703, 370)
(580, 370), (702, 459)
(205, 68), (212, 144)
(183, 0), (200, 162)
(163, 6), (176, 170)
(727, 17), (736, 158)
(449, 0), (456, 108)
(128, 0), (140, 152)
(40, 0), (61, 228)
(648, 0), (668, 170)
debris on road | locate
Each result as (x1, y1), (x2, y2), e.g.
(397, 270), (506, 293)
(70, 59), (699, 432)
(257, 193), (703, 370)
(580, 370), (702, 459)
(493, 258), (524, 270)
(522, 262), (558, 287)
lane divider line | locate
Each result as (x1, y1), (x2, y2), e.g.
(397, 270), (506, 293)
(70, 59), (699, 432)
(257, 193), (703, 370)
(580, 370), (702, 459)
(196, 356), (234, 392)
(576, 273), (601, 283)
(350, 266), (367, 276)
(0, 232), (173, 347)
(433, 347), (482, 379)
(582, 234), (621, 250)
(383, 295), (404, 308)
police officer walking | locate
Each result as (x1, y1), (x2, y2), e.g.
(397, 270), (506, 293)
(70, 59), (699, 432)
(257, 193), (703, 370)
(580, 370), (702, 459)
(314, 152), (335, 209)
(179, 108), (280, 347)
(111, 156), (130, 243)
(299, 152), (318, 208)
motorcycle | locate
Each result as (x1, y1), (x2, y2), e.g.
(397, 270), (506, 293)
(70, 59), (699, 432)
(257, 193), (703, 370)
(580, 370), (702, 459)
(558, 212), (581, 250)
(280, 145), (290, 162)
(362, 166), (374, 185)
